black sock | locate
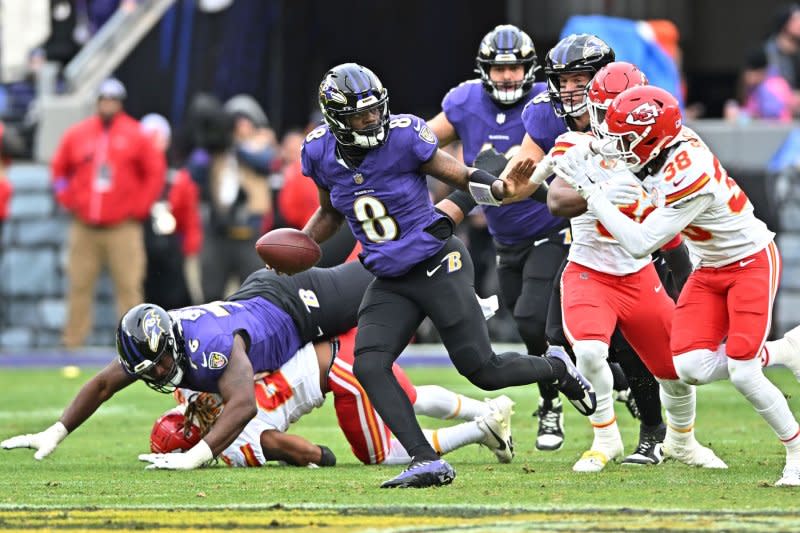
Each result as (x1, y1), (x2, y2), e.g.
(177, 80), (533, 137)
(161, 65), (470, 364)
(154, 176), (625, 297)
(615, 347), (664, 428)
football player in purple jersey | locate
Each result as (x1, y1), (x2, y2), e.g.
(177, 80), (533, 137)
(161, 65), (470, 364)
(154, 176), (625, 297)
(429, 24), (575, 452)
(1, 262), (374, 470)
(301, 62), (597, 488)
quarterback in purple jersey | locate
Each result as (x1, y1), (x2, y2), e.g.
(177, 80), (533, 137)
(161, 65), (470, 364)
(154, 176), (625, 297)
(0, 262), (373, 470)
(430, 24), (578, 452)
(301, 62), (597, 489)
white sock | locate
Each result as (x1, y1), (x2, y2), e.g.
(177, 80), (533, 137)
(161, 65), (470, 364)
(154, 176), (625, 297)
(382, 438), (413, 465)
(413, 385), (489, 420)
(727, 357), (800, 463)
(590, 420), (622, 452)
(658, 378), (697, 445)
(761, 331), (800, 370)
(425, 422), (485, 456)
(573, 340), (614, 427)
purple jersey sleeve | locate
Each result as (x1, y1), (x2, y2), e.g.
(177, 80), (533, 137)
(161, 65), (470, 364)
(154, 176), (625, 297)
(172, 298), (303, 393)
(403, 115), (438, 164)
(301, 126), (329, 189)
(521, 90), (568, 155)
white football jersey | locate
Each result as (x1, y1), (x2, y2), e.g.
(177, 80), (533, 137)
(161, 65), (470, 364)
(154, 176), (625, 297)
(179, 342), (325, 467)
(551, 131), (653, 275)
(642, 127), (774, 267)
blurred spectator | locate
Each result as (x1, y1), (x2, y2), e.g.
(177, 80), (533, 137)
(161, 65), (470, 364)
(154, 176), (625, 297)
(140, 113), (203, 309)
(42, 1), (83, 67)
(276, 129), (317, 229)
(0, 47), (47, 159)
(764, 3), (800, 115)
(740, 47), (794, 122)
(197, 94), (276, 300)
(0, 122), (27, 243)
(51, 78), (165, 348)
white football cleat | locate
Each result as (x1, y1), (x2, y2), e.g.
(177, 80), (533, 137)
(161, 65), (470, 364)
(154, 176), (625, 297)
(775, 464), (800, 486)
(662, 439), (727, 469)
(477, 395), (515, 464)
(572, 434), (624, 473)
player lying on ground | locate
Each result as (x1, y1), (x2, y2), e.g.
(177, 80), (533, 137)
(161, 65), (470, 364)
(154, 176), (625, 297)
(150, 329), (515, 467)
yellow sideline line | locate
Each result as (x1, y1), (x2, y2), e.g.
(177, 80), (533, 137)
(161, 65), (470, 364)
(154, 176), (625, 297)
(1, 508), (798, 532)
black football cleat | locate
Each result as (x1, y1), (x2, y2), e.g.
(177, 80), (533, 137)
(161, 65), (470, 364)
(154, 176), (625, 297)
(380, 458), (456, 489)
(546, 345), (596, 416)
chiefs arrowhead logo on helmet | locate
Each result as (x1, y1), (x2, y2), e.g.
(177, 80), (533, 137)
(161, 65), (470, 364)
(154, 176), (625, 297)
(626, 102), (660, 126)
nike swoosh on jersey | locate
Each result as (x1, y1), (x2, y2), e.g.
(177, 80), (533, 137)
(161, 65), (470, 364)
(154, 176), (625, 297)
(534, 238), (549, 247)
(426, 265), (443, 277)
(672, 176), (687, 187)
(740, 259), (756, 267)
(654, 284), (663, 293)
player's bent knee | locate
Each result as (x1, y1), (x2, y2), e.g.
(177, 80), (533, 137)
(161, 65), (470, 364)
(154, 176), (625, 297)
(673, 349), (716, 385)
(352, 352), (393, 382)
(572, 340), (608, 374)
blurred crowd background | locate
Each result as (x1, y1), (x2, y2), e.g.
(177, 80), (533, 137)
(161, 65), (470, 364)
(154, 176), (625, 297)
(2, 0), (800, 350)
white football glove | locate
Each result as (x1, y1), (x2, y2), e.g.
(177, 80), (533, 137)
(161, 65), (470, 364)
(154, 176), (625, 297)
(598, 178), (643, 206)
(138, 439), (214, 470)
(1, 422), (69, 460)
(553, 149), (600, 200)
(530, 154), (554, 186)
(477, 294), (499, 320)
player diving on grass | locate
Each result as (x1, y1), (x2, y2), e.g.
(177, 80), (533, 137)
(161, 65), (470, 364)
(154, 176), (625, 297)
(0, 260), (511, 471)
(151, 328), (516, 468)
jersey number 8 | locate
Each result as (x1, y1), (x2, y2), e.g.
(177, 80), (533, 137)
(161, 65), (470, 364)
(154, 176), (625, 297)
(353, 196), (398, 242)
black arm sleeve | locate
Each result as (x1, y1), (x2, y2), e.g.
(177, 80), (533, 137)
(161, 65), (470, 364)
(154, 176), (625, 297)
(661, 241), (693, 296)
(443, 188), (478, 220)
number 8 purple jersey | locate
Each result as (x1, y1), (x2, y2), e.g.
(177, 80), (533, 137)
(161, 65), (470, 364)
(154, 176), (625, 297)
(301, 113), (449, 278)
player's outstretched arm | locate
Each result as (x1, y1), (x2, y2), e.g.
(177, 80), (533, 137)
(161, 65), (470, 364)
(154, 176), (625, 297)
(139, 335), (257, 470)
(422, 148), (534, 207)
(303, 186), (344, 245)
(260, 429), (336, 467)
(2, 360), (135, 459)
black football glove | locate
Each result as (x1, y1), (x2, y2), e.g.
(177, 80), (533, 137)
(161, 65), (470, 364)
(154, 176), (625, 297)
(473, 147), (508, 177)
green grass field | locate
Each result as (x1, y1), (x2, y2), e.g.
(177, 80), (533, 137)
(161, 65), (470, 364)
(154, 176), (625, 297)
(1, 365), (800, 531)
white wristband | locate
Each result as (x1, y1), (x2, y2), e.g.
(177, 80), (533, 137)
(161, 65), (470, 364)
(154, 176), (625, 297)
(468, 181), (502, 206)
(185, 439), (214, 468)
(49, 422), (69, 442)
(530, 155), (553, 186)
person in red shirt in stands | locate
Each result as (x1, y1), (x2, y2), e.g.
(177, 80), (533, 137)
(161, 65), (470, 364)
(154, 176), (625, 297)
(277, 129), (318, 229)
(51, 78), (166, 348)
(140, 113), (204, 309)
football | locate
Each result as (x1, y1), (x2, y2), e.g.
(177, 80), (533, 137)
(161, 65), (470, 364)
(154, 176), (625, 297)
(255, 228), (322, 274)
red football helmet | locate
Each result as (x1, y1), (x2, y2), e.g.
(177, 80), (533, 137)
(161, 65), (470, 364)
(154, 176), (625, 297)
(598, 85), (682, 172)
(150, 410), (202, 453)
(587, 61), (649, 137)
